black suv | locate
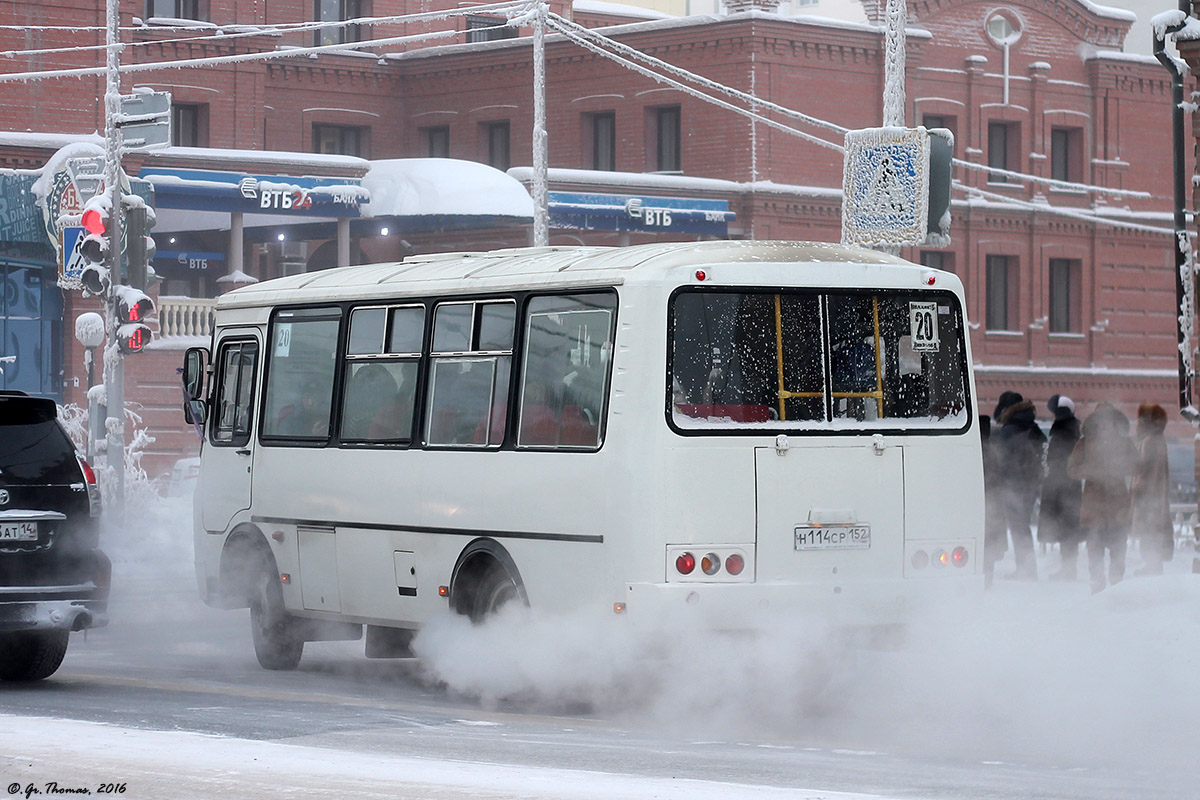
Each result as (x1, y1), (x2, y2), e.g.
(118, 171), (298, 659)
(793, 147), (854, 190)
(0, 391), (108, 681)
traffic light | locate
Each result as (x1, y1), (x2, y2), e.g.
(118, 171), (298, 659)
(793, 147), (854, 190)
(125, 205), (154, 291)
(79, 257), (109, 296)
(79, 207), (107, 263)
(113, 286), (154, 354)
(78, 205), (109, 295)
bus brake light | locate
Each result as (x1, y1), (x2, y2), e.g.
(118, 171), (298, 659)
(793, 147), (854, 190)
(952, 546), (969, 567)
(725, 553), (745, 575)
(676, 552), (696, 575)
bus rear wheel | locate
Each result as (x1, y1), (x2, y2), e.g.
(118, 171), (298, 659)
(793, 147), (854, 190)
(249, 552), (304, 671)
(461, 563), (522, 624)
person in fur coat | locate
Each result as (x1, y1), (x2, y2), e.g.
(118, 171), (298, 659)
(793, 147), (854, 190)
(1038, 395), (1083, 580)
(1068, 404), (1137, 593)
(993, 397), (1046, 579)
(1132, 403), (1172, 575)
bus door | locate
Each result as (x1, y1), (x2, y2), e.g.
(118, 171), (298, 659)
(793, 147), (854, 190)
(200, 331), (261, 534)
(754, 441), (905, 584)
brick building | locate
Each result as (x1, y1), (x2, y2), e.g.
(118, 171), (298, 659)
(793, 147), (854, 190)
(0, 0), (1191, 477)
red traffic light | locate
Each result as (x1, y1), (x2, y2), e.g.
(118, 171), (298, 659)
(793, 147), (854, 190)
(81, 207), (105, 236)
(114, 287), (154, 325)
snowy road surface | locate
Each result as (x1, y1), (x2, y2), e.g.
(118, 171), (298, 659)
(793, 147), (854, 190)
(2, 502), (1199, 800)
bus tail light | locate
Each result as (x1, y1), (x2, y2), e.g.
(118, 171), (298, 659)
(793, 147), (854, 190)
(668, 545), (752, 582)
(907, 542), (973, 577)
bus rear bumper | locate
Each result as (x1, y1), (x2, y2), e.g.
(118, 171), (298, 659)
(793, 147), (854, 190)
(622, 577), (982, 634)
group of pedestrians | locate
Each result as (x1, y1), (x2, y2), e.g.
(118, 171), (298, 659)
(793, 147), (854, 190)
(981, 392), (1174, 593)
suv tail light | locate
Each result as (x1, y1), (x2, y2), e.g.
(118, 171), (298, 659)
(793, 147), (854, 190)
(78, 456), (102, 517)
(78, 457), (96, 485)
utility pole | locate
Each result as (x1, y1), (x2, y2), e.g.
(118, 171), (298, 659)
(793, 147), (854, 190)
(882, 0), (906, 128)
(532, 2), (549, 247)
(103, 0), (126, 512)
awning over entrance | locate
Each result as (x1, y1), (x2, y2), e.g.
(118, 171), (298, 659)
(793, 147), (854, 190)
(548, 191), (735, 236)
(140, 168), (368, 217)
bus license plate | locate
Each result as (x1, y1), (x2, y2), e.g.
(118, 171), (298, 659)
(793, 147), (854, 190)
(794, 525), (871, 551)
(0, 521), (38, 542)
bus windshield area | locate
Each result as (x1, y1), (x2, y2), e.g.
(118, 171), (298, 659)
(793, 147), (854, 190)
(670, 289), (969, 431)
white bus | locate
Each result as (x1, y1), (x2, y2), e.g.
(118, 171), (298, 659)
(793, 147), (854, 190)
(182, 241), (983, 670)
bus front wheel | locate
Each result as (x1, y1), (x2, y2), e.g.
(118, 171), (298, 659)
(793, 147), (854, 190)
(249, 551), (304, 671)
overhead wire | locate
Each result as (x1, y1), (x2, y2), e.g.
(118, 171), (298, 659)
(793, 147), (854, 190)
(0, 4), (1173, 234)
(0, 3), (528, 68)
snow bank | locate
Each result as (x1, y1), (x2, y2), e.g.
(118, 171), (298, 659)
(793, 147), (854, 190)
(0, 715), (899, 800)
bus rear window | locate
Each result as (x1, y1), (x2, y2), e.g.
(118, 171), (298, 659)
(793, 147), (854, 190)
(670, 290), (968, 431)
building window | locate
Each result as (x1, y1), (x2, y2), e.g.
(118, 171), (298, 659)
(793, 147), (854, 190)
(424, 126), (450, 158)
(590, 112), (616, 171)
(313, 124), (367, 157)
(484, 121), (510, 171)
(1050, 127), (1082, 183)
(147, 0), (200, 18)
(652, 106), (681, 173)
(172, 103), (206, 147)
(467, 15), (517, 43)
(1049, 258), (1080, 333)
(988, 121), (1018, 182)
(920, 251), (954, 273)
(315, 0), (363, 46)
(985, 255), (1016, 331)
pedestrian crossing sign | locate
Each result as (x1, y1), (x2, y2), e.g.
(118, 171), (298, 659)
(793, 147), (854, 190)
(60, 225), (88, 283)
(841, 127), (933, 248)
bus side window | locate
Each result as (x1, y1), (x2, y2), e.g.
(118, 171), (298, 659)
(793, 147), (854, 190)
(340, 305), (422, 443)
(261, 309), (341, 442)
(425, 300), (514, 448)
(518, 293), (616, 449)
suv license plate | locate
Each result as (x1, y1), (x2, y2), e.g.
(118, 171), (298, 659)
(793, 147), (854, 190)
(794, 525), (871, 551)
(0, 521), (38, 542)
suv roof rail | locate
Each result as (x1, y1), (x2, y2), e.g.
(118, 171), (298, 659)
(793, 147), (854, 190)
(0, 390), (30, 396)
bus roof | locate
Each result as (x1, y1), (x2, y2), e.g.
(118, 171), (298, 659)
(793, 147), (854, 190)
(215, 240), (927, 309)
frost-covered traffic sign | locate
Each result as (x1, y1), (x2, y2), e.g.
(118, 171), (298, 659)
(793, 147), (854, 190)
(60, 225), (87, 283)
(842, 127), (943, 248)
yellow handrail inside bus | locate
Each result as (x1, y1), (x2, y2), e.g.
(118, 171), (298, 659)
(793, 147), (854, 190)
(775, 295), (885, 416)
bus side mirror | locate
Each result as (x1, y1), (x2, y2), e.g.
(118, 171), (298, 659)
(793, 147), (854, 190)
(182, 347), (208, 426)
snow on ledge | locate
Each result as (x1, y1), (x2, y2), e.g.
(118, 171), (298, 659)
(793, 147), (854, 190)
(1088, 50), (1162, 65)
(1077, 0), (1137, 23)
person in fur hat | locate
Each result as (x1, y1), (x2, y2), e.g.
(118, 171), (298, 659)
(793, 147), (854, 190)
(993, 393), (1046, 579)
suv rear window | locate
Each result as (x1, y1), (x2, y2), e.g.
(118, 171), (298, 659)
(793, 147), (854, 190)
(0, 397), (80, 485)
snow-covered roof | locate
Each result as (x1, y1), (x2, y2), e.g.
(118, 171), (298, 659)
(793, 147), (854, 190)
(363, 159), (533, 218)
(216, 240), (918, 310)
(0, 131), (104, 149)
(573, 0), (674, 21)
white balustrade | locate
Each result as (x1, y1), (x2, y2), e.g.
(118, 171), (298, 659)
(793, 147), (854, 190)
(156, 296), (216, 339)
